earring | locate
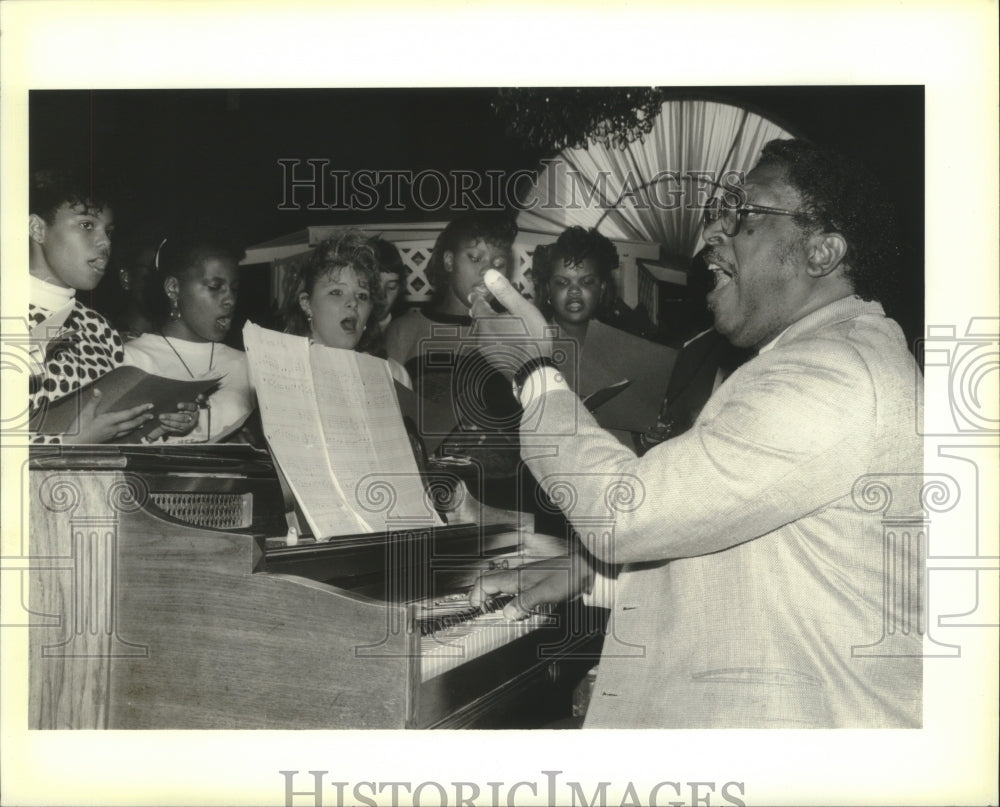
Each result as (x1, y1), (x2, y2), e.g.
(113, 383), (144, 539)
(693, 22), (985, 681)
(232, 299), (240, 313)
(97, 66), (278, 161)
(169, 295), (181, 320)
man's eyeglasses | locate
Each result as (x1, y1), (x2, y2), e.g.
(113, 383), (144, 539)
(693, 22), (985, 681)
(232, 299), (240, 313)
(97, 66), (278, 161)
(702, 196), (807, 238)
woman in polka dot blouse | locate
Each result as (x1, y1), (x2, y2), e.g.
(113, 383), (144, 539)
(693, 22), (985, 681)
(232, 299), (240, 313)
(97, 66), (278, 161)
(28, 169), (157, 444)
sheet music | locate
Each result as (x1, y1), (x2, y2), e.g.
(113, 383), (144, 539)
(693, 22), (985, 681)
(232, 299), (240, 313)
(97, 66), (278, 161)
(243, 324), (371, 537)
(244, 323), (441, 538)
(309, 346), (438, 531)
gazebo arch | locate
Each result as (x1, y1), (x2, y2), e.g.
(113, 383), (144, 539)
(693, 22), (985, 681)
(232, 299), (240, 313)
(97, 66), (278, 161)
(515, 99), (794, 324)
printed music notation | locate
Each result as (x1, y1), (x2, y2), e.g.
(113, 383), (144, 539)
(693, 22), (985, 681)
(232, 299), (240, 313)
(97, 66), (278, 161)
(243, 323), (442, 539)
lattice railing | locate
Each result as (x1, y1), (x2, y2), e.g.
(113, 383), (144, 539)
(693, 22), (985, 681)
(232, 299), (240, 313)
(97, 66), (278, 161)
(265, 224), (662, 318)
(637, 262), (659, 325)
(274, 234), (543, 310)
(394, 239), (541, 306)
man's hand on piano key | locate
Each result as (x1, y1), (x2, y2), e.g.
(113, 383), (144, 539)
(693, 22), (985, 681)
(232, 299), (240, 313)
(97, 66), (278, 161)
(469, 552), (595, 620)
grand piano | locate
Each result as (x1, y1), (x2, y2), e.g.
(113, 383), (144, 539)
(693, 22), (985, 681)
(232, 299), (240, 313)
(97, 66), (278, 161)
(27, 445), (606, 729)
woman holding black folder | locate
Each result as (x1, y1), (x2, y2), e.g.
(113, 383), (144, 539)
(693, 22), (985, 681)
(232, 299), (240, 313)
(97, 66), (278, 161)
(532, 227), (619, 391)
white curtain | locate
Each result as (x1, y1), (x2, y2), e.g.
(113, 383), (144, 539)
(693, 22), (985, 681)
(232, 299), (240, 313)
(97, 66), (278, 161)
(517, 100), (793, 258)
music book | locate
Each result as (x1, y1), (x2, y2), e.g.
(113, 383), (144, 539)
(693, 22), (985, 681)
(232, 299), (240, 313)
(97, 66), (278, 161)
(30, 365), (221, 442)
(578, 321), (677, 432)
(581, 378), (632, 413)
(243, 322), (443, 540)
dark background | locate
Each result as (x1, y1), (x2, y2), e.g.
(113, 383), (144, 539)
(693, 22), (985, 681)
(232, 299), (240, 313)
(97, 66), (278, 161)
(29, 86), (924, 349)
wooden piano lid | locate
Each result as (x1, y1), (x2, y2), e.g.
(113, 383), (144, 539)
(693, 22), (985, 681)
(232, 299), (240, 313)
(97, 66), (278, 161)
(29, 443), (278, 474)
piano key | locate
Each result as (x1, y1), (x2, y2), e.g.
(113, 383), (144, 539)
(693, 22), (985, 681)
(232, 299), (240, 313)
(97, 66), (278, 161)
(415, 593), (514, 636)
(420, 600), (556, 681)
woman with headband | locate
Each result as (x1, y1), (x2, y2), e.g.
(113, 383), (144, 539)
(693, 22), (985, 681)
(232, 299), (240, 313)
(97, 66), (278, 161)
(122, 234), (255, 443)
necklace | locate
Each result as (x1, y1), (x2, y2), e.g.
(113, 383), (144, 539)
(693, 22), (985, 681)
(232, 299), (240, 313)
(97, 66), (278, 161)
(159, 332), (215, 378)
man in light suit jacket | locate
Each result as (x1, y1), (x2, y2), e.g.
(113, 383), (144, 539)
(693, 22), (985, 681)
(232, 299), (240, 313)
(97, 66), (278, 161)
(469, 139), (923, 728)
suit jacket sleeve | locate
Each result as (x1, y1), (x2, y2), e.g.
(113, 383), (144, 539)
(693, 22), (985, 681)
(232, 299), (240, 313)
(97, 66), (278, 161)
(520, 338), (878, 564)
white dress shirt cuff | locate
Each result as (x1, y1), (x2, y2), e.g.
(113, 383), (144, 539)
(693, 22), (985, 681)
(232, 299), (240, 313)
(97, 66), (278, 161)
(581, 568), (616, 610)
(517, 365), (571, 408)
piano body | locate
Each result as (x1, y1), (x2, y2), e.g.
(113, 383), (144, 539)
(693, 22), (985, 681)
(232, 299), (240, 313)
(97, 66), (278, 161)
(27, 445), (605, 729)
